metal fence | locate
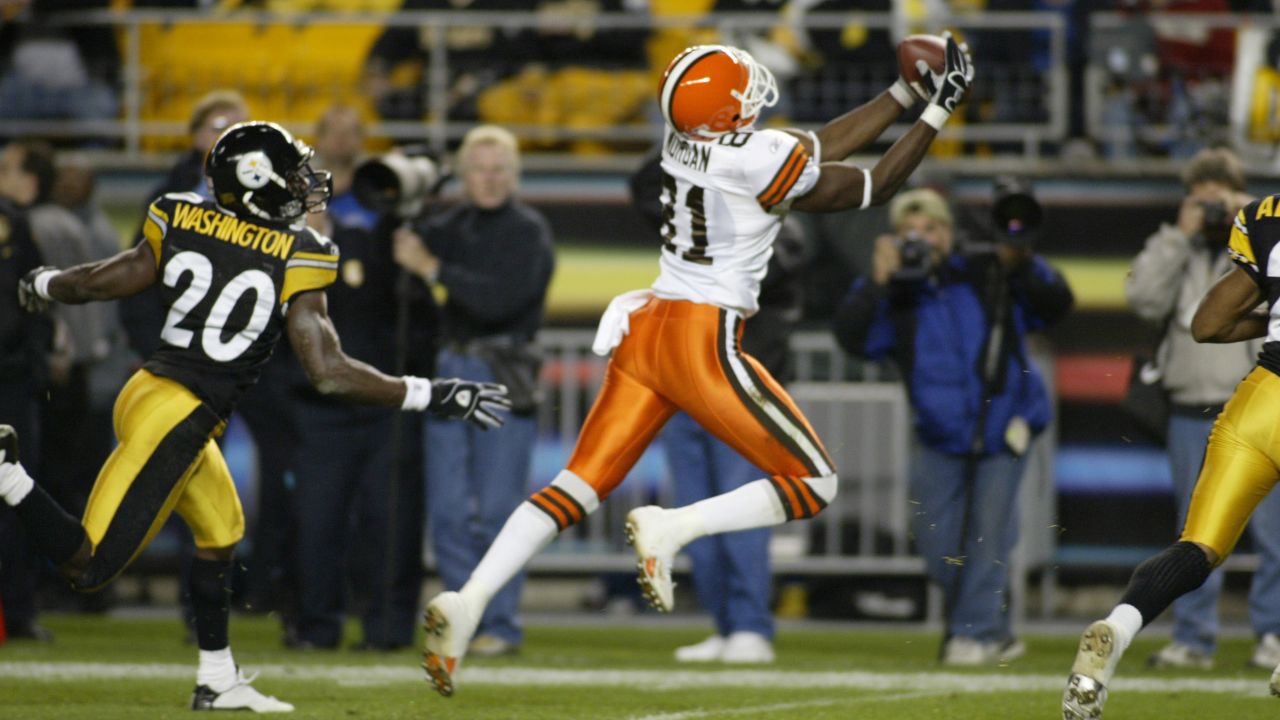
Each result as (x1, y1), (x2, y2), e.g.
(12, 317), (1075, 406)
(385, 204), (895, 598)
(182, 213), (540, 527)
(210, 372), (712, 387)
(4, 9), (1066, 161)
(528, 328), (1058, 625)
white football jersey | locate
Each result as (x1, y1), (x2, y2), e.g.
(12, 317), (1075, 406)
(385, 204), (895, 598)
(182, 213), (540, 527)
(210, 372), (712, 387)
(650, 126), (819, 316)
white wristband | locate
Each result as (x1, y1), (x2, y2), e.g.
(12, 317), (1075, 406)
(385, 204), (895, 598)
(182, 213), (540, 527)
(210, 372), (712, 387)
(807, 130), (822, 164)
(859, 168), (872, 210)
(34, 269), (59, 300)
(921, 104), (951, 131)
(401, 375), (433, 411)
(889, 79), (917, 109)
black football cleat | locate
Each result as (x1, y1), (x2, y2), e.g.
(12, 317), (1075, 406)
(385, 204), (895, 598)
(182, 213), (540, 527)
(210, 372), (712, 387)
(0, 424), (18, 466)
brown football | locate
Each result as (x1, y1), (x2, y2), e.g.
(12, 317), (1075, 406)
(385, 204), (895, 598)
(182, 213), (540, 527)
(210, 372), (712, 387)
(896, 34), (946, 85)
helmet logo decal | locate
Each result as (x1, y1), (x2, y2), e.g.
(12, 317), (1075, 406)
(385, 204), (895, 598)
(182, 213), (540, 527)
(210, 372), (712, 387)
(235, 151), (274, 190)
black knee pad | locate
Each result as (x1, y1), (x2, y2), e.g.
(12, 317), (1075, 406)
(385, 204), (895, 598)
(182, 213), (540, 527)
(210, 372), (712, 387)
(1121, 541), (1213, 625)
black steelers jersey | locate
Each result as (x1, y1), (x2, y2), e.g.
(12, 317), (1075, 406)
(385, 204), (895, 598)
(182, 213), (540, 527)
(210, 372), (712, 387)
(139, 192), (338, 418)
(1228, 195), (1280, 377)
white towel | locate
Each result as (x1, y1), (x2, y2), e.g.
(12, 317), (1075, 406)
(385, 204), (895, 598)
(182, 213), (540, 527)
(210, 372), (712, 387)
(591, 289), (654, 357)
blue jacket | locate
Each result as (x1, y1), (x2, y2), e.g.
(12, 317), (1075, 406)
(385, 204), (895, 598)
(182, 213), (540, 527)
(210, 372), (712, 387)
(833, 252), (1073, 457)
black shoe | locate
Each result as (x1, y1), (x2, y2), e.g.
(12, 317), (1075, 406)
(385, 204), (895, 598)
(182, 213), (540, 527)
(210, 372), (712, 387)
(0, 424), (18, 465)
(8, 621), (54, 643)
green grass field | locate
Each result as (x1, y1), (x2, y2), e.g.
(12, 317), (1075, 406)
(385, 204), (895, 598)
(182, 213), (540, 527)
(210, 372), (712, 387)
(2, 614), (1279, 719)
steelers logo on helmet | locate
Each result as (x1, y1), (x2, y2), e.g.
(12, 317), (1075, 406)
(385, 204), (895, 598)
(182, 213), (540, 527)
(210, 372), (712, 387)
(659, 45), (779, 141)
(235, 151), (274, 190)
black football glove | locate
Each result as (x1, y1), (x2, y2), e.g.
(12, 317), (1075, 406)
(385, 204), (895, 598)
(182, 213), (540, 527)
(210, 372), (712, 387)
(17, 265), (56, 313)
(428, 378), (511, 430)
(921, 31), (975, 117)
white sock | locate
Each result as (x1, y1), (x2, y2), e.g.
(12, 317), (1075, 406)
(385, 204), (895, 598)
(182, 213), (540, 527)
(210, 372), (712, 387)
(691, 479), (786, 536)
(459, 503), (558, 610)
(0, 460), (33, 506)
(1105, 603), (1143, 651)
(197, 647), (238, 693)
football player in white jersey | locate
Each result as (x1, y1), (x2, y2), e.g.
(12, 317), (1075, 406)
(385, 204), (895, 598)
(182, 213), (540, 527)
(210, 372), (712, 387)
(421, 34), (976, 697)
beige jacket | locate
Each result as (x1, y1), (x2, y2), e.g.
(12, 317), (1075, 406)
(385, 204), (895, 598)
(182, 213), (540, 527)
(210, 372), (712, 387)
(1126, 222), (1262, 406)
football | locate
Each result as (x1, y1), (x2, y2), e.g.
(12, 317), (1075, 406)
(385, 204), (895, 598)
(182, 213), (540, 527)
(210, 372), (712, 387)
(896, 34), (946, 88)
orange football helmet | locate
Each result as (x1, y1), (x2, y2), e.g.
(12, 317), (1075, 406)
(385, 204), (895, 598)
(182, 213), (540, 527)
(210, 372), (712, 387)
(659, 45), (779, 141)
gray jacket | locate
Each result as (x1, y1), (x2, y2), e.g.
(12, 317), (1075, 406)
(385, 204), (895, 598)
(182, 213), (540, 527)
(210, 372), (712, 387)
(1126, 222), (1261, 406)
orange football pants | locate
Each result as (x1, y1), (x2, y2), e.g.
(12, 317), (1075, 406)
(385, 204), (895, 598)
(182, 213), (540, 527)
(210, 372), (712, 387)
(563, 298), (835, 521)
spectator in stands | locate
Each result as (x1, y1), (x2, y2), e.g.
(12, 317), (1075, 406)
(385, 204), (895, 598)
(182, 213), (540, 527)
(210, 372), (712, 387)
(1126, 147), (1280, 670)
(393, 125), (553, 657)
(832, 184), (1073, 665)
(0, 182), (51, 641)
(0, 0), (120, 127)
(285, 107), (435, 651)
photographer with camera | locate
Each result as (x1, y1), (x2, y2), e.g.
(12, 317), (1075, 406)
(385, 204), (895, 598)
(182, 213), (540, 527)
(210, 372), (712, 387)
(392, 125), (554, 658)
(1124, 147), (1280, 671)
(833, 183), (1072, 665)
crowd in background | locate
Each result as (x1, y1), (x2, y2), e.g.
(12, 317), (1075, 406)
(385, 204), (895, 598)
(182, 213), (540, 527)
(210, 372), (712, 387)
(1, 1), (1280, 159)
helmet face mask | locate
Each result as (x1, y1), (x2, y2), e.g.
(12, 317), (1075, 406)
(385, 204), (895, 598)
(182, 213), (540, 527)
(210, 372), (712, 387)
(206, 121), (333, 223)
(659, 45), (779, 141)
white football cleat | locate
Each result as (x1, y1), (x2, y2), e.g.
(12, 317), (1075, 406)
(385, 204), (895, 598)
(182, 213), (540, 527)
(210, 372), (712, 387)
(191, 669), (294, 713)
(624, 506), (680, 613)
(721, 632), (775, 664)
(422, 591), (479, 698)
(1252, 633), (1280, 669)
(1271, 660), (1280, 698)
(675, 635), (725, 663)
(1147, 641), (1213, 669)
(1063, 620), (1124, 720)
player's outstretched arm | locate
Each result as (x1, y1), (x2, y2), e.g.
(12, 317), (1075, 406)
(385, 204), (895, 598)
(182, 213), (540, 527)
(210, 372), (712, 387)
(18, 242), (158, 311)
(792, 32), (974, 214)
(812, 93), (907, 163)
(286, 291), (510, 428)
(1192, 266), (1267, 343)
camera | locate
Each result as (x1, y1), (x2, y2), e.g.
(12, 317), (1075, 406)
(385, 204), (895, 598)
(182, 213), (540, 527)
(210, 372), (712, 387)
(1198, 199), (1232, 250)
(352, 146), (445, 219)
(891, 232), (933, 282)
(991, 176), (1042, 250)
(1200, 200), (1229, 229)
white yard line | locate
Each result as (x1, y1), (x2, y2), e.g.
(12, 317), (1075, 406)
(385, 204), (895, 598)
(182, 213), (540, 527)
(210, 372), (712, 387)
(626, 690), (947, 720)
(0, 662), (1273, 698)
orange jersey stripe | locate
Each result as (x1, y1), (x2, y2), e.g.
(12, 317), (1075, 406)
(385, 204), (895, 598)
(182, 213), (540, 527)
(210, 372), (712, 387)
(757, 145), (808, 209)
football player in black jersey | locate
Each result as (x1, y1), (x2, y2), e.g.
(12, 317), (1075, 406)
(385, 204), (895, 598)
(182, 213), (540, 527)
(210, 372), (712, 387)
(0, 122), (509, 713)
(1063, 197), (1280, 719)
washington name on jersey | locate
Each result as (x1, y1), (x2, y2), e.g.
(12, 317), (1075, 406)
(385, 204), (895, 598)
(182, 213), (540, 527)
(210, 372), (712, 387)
(140, 192), (338, 417)
(1228, 195), (1280, 377)
(651, 127), (818, 316)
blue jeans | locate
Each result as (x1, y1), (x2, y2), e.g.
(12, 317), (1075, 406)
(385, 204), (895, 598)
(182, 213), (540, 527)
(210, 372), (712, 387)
(662, 412), (773, 638)
(1167, 413), (1280, 653)
(426, 350), (537, 645)
(910, 441), (1027, 642)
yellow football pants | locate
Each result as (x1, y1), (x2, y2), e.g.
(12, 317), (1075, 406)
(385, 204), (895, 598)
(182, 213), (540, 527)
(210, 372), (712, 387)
(1183, 366), (1280, 561)
(78, 369), (243, 590)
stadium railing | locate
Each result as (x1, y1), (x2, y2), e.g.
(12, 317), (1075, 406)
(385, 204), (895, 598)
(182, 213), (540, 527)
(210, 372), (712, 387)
(6, 9), (1066, 167)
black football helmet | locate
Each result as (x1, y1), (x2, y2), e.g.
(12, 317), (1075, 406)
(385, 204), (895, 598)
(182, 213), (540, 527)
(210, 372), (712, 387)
(205, 121), (332, 223)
